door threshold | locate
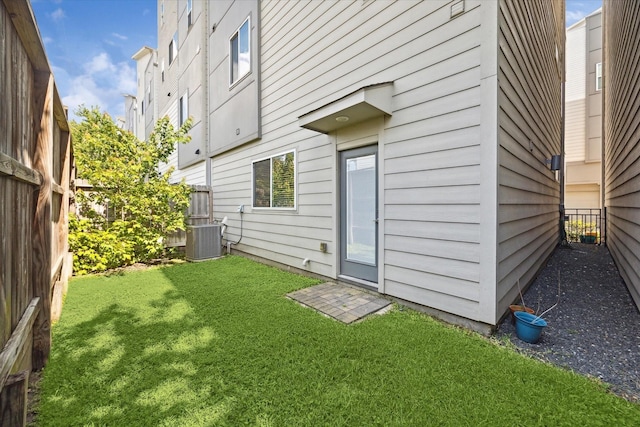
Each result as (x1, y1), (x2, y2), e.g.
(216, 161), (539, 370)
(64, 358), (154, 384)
(337, 275), (379, 292)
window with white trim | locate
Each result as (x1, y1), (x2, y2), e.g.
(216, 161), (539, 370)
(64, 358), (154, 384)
(161, 59), (165, 82)
(595, 62), (602, 91)
(179, 91), (188, 126)
(252, 151), (296, 209)
(187, 0), (193, 27)
(230, 17), (250, 86)
(169, 32), (177, 65)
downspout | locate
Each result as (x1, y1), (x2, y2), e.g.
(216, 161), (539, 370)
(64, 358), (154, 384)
(202, 0), (213, 222)
(559, 5), (567, 246)
(601, 4), (607, 245)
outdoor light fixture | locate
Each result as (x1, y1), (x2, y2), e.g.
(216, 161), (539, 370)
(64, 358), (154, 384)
(335, 116), (349, 122)
(547, 154), (562, 171)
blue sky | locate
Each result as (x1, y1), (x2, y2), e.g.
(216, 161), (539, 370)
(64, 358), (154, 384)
(31, 0), (601, 122)
(566, 0), (602, 26)
(31, 0), (156, 122)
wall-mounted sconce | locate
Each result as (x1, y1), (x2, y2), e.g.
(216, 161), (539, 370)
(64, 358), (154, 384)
(546, 154), (562, 171)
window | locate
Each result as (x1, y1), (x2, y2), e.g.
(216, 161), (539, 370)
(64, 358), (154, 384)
(252, 151), (296, 209)
(161, 59), (165, 82)
(187, 0), (193, 27)
(179, 92), (188, 126)
(147, 83), (151, 103)
(141, 100), (144, 115)
(169, 32), (177, 65)
(230, 17), (250, 86)
(596, 62), (602, 91)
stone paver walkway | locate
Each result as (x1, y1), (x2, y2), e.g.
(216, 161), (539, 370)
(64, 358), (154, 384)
(287, 282), (391, 324)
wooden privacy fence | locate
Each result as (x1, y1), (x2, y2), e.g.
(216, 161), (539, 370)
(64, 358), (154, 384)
(165, 185), (213, 247)
(0, 1), (73, 425)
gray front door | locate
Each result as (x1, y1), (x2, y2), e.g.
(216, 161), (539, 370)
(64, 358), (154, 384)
(340, 146), (378, 283)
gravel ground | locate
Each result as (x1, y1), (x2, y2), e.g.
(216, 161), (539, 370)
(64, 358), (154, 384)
(496, 243), (640, 403)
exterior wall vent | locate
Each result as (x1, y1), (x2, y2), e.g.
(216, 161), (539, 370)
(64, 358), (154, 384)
(450, 0), (464, 19)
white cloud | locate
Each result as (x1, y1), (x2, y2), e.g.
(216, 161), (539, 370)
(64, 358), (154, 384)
(112, 33), (128, 41)
(566, 10), (587, 23)
(43, 36), (53, 45)
(50, 8), (65, 22)
(566, 0), (602, 27)
(60, 52), (136, 121)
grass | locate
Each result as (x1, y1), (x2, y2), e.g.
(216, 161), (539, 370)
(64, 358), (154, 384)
(36, 256), (640, 426)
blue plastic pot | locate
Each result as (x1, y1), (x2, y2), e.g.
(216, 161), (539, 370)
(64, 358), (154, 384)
(514, 311), (547, 343)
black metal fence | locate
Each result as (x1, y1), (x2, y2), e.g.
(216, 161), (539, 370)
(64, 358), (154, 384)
(564, 208), (602, 244)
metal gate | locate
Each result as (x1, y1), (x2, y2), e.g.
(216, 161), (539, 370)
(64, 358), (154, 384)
(564, 208), (602, 244)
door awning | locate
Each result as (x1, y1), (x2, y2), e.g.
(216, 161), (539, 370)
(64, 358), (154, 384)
(298, 82), (393, 133)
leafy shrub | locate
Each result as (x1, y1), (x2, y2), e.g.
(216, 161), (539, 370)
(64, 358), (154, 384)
(564, 219), (597, 242)
(69, 215), (134, 275)
(69, 107), (192, 274)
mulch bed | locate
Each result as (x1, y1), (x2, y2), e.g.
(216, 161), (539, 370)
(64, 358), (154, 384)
(496, 243), (640, 403)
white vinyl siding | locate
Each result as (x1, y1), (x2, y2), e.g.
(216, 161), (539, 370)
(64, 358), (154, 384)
(162, 157), (206, 185)
(603, 1), (640, 309)
(565, 22), (586, 163)
(496, 0), (563, 319)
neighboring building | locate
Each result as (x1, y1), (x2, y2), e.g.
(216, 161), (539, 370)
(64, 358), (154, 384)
(156, 0), (208, 184)
(602, 0), (640, 310)
(131, 46), (158, 142)
(122, 93), (137, 135)
(151, 0), (564, 332)
(564, 9), (602, 209)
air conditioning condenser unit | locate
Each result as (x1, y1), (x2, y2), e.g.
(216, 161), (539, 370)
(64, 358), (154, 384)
(186, 224), (222, 261)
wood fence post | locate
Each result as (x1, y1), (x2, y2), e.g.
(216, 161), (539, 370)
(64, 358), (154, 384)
(31, 71), (53, 370)
(0, 370), (29, 427)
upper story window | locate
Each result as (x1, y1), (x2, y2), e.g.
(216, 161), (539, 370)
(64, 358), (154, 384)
(179, 91), (188, 127)
(230, 17), (250, 86)
(252, 151), (296, 209)
(187, 0), (193, 27)
(161, 59), (165, 82)
(169, 32), (177, 65)
(595, 62), (602, 91)
(147, 83), (151, 103)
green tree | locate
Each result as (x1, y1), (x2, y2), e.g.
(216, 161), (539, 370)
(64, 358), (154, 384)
(70, 106), (192, 274)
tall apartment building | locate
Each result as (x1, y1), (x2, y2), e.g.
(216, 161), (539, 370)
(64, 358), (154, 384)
(145, 0), (564, 331)
(564, 8), (602, 209)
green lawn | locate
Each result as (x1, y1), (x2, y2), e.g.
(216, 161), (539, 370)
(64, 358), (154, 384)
(37, 256), (640, 426)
